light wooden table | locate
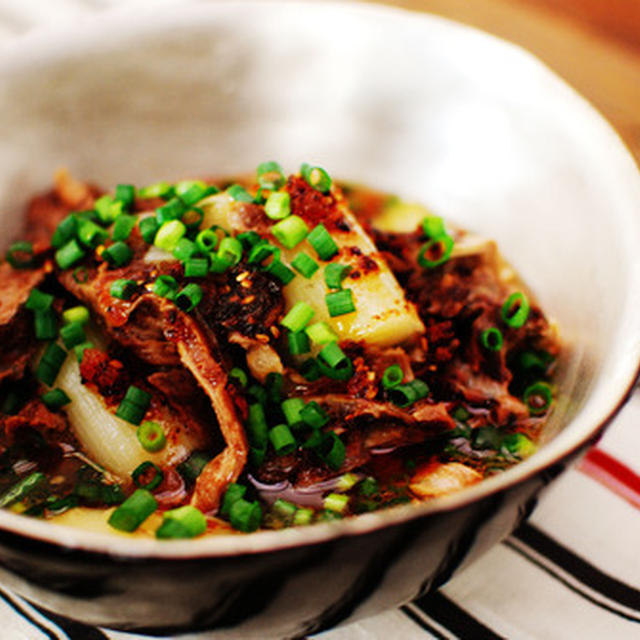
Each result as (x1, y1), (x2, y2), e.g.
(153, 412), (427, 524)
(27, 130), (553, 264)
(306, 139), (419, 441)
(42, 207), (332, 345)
(365, 0), (640, 165)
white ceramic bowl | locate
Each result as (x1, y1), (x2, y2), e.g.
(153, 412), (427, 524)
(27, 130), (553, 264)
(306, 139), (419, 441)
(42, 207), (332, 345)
(0, 2), (638, 635)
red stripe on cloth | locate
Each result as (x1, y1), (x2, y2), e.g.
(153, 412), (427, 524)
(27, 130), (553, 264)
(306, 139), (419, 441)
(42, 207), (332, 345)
(578, 448), (640, 510)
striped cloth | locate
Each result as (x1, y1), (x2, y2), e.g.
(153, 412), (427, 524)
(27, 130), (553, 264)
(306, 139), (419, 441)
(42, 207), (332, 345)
(1, 1), (639, 638)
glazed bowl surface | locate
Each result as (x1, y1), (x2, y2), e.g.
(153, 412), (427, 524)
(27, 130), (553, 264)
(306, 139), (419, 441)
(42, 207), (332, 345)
(0, 1), (639, 636)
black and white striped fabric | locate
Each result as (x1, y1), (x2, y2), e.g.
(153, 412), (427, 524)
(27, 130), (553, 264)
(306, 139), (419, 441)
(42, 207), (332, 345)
(1, 2), (640, 638)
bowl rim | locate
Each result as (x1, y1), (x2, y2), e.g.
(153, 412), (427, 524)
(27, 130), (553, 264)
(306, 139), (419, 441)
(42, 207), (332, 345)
(0, 0), (639, 559)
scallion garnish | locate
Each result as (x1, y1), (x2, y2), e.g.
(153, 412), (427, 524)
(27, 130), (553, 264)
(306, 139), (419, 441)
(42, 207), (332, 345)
(74, 341), (93, 363)
(299, 358), (321, 381)
(115, 184), (135, 211)
(237, 231), (262, 249)
(34, 310), (57, 340)
(265, 259), (296, 285)
(138, 181), (174, 200)
(381, 364), (404, 389)
(73, 266), (89, 283)
(257, 161), (285, 190)
(195, 228), (220, 253)
(36, 343), (67, 386)
(281, 302), (315, 332)
(131, 461), (164, 490)
(288, 330), (310, 355)
(177, 181), (215, 206)
(154, 220), (186, 252)
(62, 305), (89, 326)
(175, 283), (203, 312)
(421, 215), (445, 239)
(281, 398), (306, 431)
(523, 381), (553, 415)
(55, 239), (85, 270)
(229, 367), (248, 388)
(323, 493), (349, 514)
(417, 233), (454, 268)
(152, 274), (179, 300)
(217, 237), (243, 266)
(388, 379), (430, 407)
(182, 207), (204, 230)
(115, 385), (151, 425)
(94, 195), (124, 224)
(60, 321), (86, 349)
(102, 241), (133, 268)
(291, 252), (319, 278)
(156, 505), (207, 539)
(502, 433), (537, 458)
(229, 498), (262, 532)
(480, 327), (503, 351)
(139, 216), (159, 244)
(272, 215), (309, 249)
(248, 403), (269, 450)
(272, 499), (297, 520)
(220, 483), (247, 517)
(108, 489), (157, 532)
(300, 163), (332, 193)
(173, 237), (198, 262)
(326, 288), (355, 317)
(305, 321), (338, 346)
(136, 421), (166, 453)
(156, 198), (186, 225)
(264, 191), (291, 220)
(26, 289), (54, 312)
(324, 263), (352, 289)
(293, 507), (314, 526)
(51, 216), (78, 249)
(176, 451), (210, 484)
(41, 388), (71, 410)
(184, 257), (209, 278)
(307, 224), (338, 260)
(501, 292), (530, 328)
(317, 341), (353, 381)
(300, 400), (329, 429)
(269, 424), (296, 456)
(319, 432), (345, 470)
(112, 213), (137, 242)
(110, 279), (138, 301)
(0, 472), (46, 508)
(227, 184), (254, 202)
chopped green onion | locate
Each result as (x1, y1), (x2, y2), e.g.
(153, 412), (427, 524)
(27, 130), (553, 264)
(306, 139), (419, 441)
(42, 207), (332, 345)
(34, 310), (57, 340)
(51, 216), (78, 249)
(74, 341), (93, 363)
(227, 184), (254, 202)
(272, 215), (309, 249)
(0, 472), (46, 508)
(281, 301), (315, 332)
(156, 198), (186, 225)
(307, 224), (338, 260)
(305, 321), (338, 345)
(173, 237), (198, 262)
(269, 424), (296, 456)
(523, 381), (553, 415)
(359, 477), (378, 497)
(60, 321), (86, 349)
(154, 220), (186, 252)
(115, 385), (151, 425)
(156, 505), (207, 539)
(502, 292), (530, 328)
(115, 184), (135, 211)
(248, 403), (269, 449)
(421, 215), (445, 239)
(272, 498), (297, 520)
(417, 233), (454, 268)
(248, 242), (279, 265)
(293, 507), (314, 526)
(136, 421), (166, 453)
(41, 388), (71, 410)
(220, 483), (247, 517)
(319, 432), (345, 470)
(177, 181), (214, 206)
(76, 219), (109, 249)
(229, 368), (248, 388)
(182, 207), (204, 229)
(288, 330), (310, 355)
(209, 253), (234, 274)
(73, 266), (89, 283)
(324, 492), (349, 513)
(196, 229), (220, 253)
(184, 257), (208, 278)
(265, 191), (291, 220)
(62, 305), (89, 326)
(177, 451), (210, 483)
(502, 433), (537, 458)
(217, 237), (243, 266)
(237, 231), (262, 249)
(250, 446), (267, 467)
(335, 473), (360, 492)
(480, 327), (503, 351)
(110, 279), (138, 301)
(452, 406), (471, 422)
(324, 263), (352, 289)
(95, 195), (124, 224)
(300, 401), (329, 429)
(388, 379), (430, 407)
(299, 358), (321, 381)
(519, 350), (552, 372)
(247, 384), (268, 405)
(112, 213), (137, 242)
(291, 252), (319, 278)
(382, 364), (404, 389)
(257, 161), (285, 190)
(300, 163), (332, 193)
(139, 216), (159, 244)
(473, 427), (502, 450)
(281, 398), (306, 431)
(152, 274), (179, 300)
(108, 489), (157, 532)
(131, 461), (164, 491)
(55, 239), (85, 270)
(138, 181), (174, 200)
(175, 283), (203, 312)
(26, 289), (54, 312)
(318, 341), (348, 369)
(229, 498), (262, 532)
(266, 372), (284, 403)
(36, 343), (67, 386)
(301, 429), (323, 450)
(265, 259), (295, 285)
(6, 241), (35, 269)
(102, 241), (133, 268)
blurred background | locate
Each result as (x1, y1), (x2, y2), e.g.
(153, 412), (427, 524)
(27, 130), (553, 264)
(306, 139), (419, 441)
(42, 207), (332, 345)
(0, 0), (638, 165)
